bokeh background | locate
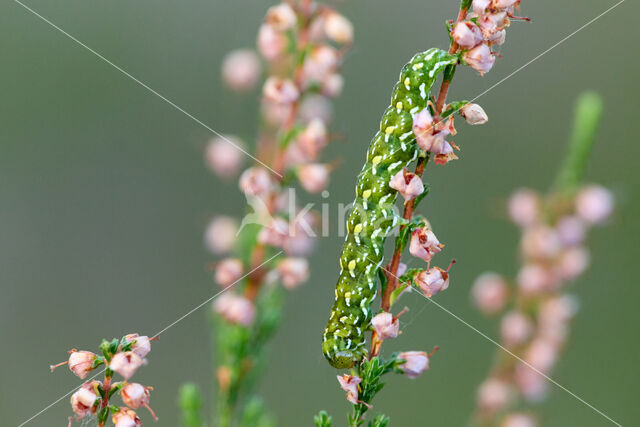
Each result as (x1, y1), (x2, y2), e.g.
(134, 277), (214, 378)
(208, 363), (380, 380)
(1, 0), (638, 425)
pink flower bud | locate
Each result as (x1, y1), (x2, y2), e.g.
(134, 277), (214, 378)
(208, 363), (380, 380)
(397, 351), (429, 379)
(452, 22), (483, 49)
(413, 111), (457, 159)
(557, 247), (590, 280)
(409, 228), (443, 261)
(112, 408), (142, 427)
(460, 103), (488, 125)
(487, 29), (506, 46)
(70, 385), (98, 417)
(265, 3), (297, 31)
(555, 216), (586, 246)
(68, 351), (97, 379)
(514, 363), (548, 402)
(297, 118), (328, 160)
(303, 45), (339, 83)
(516, 264), (554, 295)
(502, 413), (537, 427)
(205, 136), (246, 178)
(471, 273), (508, 315)
(508, 189), (540, 227)
(213, 293), (256, 326)
(215, 258), (244, 287)
(415, 266), (451, 298)
(492, 0), (519, 9)
(324, 11), (354, 44)
(123, 334), (152, 358)
(337, 374), (361, 404)
(257, 24), (287, 61)
(121, 383), (150, 409)
(477, 378), (510, 412)
(371, 312), (399, 340)
(298, 163), (330, 193)
(109, 351), (144, 380)
(521, 225), (561, 260)
(472, 0), (491, 15)
(277, 257), (309, 289)
(500, 311), (532, 346)
(221, 49), (261, 92)
(389, 168), (424, 202)
(322, 73), (344, 98)
(524, 339), (558, 373)
(575, 184), (613, 224)
(463, 43), (495, 75)
(239, 167), (273, 196)
(258, 217), (289, 248)
(299, 95), (333, 124)
(263, 77), (299, 104)
(205, 216), (239, 255)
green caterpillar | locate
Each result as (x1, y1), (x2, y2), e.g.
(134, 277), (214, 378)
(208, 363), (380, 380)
(322, 48), (457, 369)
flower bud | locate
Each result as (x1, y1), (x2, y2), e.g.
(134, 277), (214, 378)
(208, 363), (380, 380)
(514, 363), (548, 402)
(492, 0), (519, 9)
(516, 264), (554, 295)
(205, 136), (246, 178)
(121, 383), (150, 409)
(337, 374), (361, 404)
(389, 168), (425, 203)
(397, 351), (429, 379)
(487, 29), (506, 46)
(257, 24), (287, 61)
(460, 103), (488, 125)
(471, 273), (508, 315)
(221, 49), (261, 92)
(303, 45), (339, 83)
(557, 247), (590, 280)
(297, 118), (328, 160)
(68, 351), (97, 379)
(472, 0), (491, 15)
(477, 378), (510, 412)
(371, 312), (399, 340)
(109, 351), (144, 380)
(298, 163), (330, 193)
(205, 216), (239, 255)
(524, 339), (558, 374)
(263, 77), (299, 104)
(258, 217), (289, 248)
(521, 225), (561, 260)
(555, 216), (586, 246)
(213, 293), (256, 326)
(575, 184), (613, 224)
(215, 258), (244, 287)
(324, 11), (354, 44)
(502, 413), (537, 427)
(452, 22), (483, 49)
(70, 386), (98, 418)
(409, 228), (443, 262)
(508, 189), (540, 227)
(500, 311), (532, 346)
(415, 266), (450, 297)
(322, 73), (344, 98)
(299, 95), (333, 124)
(463, 43), (495, 75)
(112, 408), (142, 427)
(265, 3), (297, 31)
(277, 257), (309, 289)
(239, 167), (273, 196)
(123, 334), (152, 358)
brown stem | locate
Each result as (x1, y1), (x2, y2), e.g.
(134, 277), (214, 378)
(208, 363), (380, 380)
(97, 374), (112, 427)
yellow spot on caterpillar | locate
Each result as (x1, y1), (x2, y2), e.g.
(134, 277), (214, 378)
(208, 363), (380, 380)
(396, 102), (403, 110)
(339, 316), (347, 323)
(344, 291), (352, 298)
(354, 223), (363, 234)
(348, 260), (356, 271)
(404, 77), (410, 87)
(362, 189), (372, 199)
(412, 62), (424, 70)
(372, 156), (382, 165)
(385, 126), (395, 134)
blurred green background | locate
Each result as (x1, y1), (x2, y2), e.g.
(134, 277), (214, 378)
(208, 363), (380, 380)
(1, 0), (638, 425)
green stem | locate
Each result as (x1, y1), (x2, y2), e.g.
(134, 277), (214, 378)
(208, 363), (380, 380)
(179, 383), (205, 427)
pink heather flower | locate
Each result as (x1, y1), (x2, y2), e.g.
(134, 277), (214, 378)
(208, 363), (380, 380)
(324, 11), (354, 44)
(575, 184), (613, 224)
(472, 0), (491, 15)
(389, 168), (425, 202)
(265, 3), (297, 31)
(303, 45), (339, 82)
(205, 216), (238, 255)
(515, 363), (548, 402)
(508, 189), (540, 227)
(415, 265), (451, 298)
(460, 103), (488, 125)
(409, 227), (443, 262)
(556, 216), (586, 246)
(123, 334), (152, 358)
(492, 0), (519, 9)
(521, 225), (561, 260)
(463, 43), (495, 75)
(258, 217), (289, 248)
(298, 163), (330, 193)
(221, 49), (261, 92)
(371, 312), (399, 340)
(121, 383), (149, 409)
(299, 95), (333, 124)
(110, 352), (144, 380)
(215, 258), (244, 287)
(452, 22), (483, 49)
(477, 378), (510, 412)
(397, 262), (408, 277)
(257, 24), (287, 61)
(397, 351), (429, 379)
(487, 29), (506, 46)
(297, 118), (328, 160)
(205, 136), (246, 178)
(239, 167), (273, 196)
(500, 311), (533, 346)
(471, 273), (508, 315)
(67, 351), (97, 379)
(337, 374), (361, 404)
(213, 293), (256, 326)
(517, 264), (554, 295)
(524, 339), (558, 373)
(277, 257), (309, 289)
(263, 77), (299, 104)
(413, 110), (458, 163)
(502, 413), (537, 427)
(539, 295), (578, 326)
(112, 408), (142, 427)
(70, 385), (98, 418)
(557, 247), (590, 280)
(322, 73), (344, 98)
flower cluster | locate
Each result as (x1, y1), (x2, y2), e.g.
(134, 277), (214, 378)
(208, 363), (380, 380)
(472, 184), (612, 425)
(51, 334), (156, 426)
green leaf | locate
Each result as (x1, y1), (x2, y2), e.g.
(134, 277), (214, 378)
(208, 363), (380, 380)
(368, 414), (390, 427)
(314, 411), (333, 427)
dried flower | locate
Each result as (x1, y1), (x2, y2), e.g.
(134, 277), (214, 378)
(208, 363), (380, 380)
(389, 168), (425, 202)
(452, 22), (483, 49)
(397, 351), (429, 379)
(471, 272), (508, 315)
(205, 136), (246, 178)
(213, 293), (256, 326)
(324, 11), (354, 44)
(508, 189), (540, 227)
(239, 167), (273, 196)
(337, 374), (361, 404)
(298, 163), (330, 193)
(371, 312), (399, 340)
(477, 378), (510, 412)
(205, 216), (239, 255)
(221, 49), (261, 92)
(415, 264), (452, 298)
(492, 0), (519, 9)
(500, 311), (532, 346)
(67, 351), (97, 379)
(463, 43), (495, 75)
(109, 351), (144, 380)
(265, 3), (297, 31)
(263, 76), (300, 104)
(70, 385), (98, 418)
(277, 257), (309, 289)
(215, 258), (244, 287)
(472, 0), (491, 15)
(123, 334), (152, 358)
(121, 383), (149, 409)
(575, 184), (613, 224)
(409, 227), (443, 262)
(112, 408), (142, 427)
(487, 29), (506, 46)
(257, 24), (287, 61)
(460, 103), (489, 125)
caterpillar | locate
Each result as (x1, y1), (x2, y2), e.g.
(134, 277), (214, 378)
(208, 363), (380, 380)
(322, 48), (457, 369)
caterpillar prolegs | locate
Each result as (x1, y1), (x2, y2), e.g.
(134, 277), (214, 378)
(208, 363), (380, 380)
(322, 48), (457, 369)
